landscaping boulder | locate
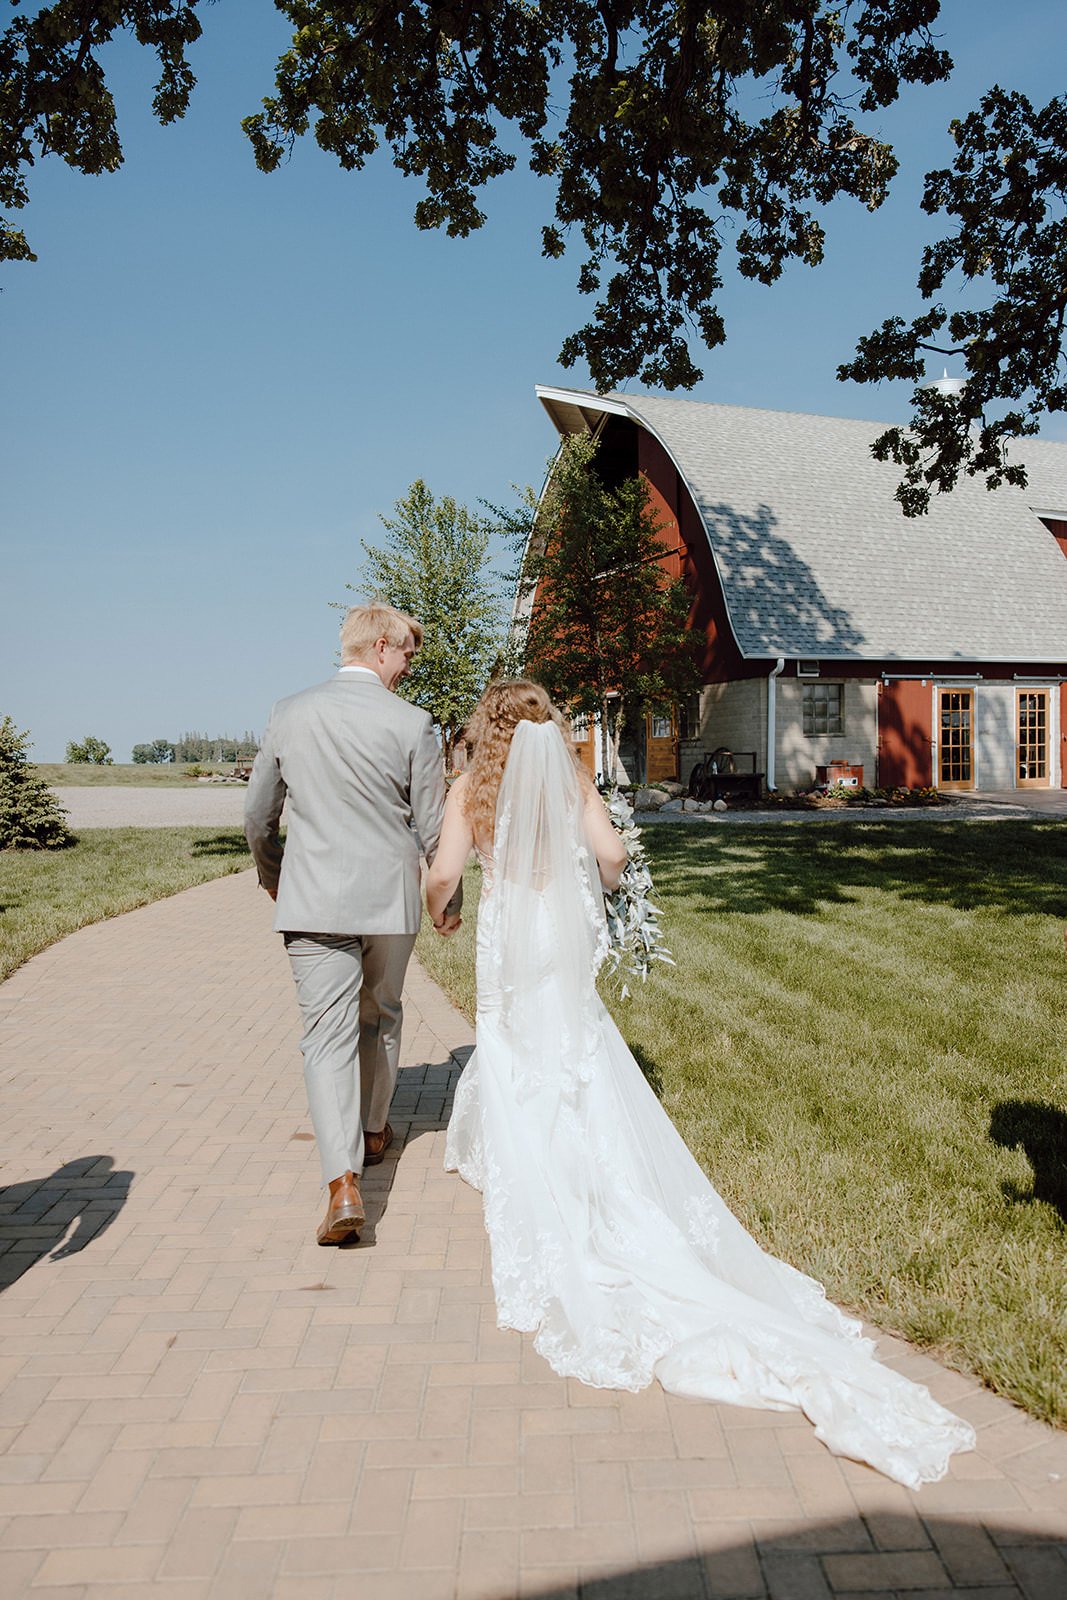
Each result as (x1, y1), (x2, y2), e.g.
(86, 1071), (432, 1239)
(660, 798), (684, 813)
(634, 786), (668, 810)
(658, 781), (686, 798)
(713, 798), (729, 812)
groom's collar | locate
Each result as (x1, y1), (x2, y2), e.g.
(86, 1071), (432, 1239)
(337, 665), (382, 682)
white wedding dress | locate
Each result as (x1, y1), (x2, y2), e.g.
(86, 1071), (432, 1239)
(444, 722), (975, 1488)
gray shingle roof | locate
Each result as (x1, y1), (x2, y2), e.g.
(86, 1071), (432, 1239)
(542, 389), (1067, 663)
(1013, 435), (1067, 519)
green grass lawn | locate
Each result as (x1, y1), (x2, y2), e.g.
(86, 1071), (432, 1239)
(417, 820), (1067, 1427)
(0, 829), (251, 981)
(32, 763), (219, 786)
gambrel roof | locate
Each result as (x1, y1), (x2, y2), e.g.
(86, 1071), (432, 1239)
(1013, 435), (1067, 522)
(537, 386), (1067, 663)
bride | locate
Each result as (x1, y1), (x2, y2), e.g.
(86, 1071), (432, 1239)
(425, 680), (975, 1488)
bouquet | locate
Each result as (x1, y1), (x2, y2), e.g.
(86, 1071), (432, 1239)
(600, 788), (674, 998)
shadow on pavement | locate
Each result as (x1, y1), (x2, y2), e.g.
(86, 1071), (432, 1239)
(0, 1155), (133, 1290)
(335, 1046), (473, 1250)
(522, 1514), (1066, 1599)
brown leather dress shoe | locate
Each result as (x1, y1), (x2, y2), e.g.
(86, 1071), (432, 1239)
(363, 1122), (394, 1167)
(316, 1173), (365, 1245)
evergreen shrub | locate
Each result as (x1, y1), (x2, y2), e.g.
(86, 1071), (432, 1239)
(0, 718), (77, 849)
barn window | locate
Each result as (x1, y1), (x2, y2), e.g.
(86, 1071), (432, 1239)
(803, 683), (843, 736)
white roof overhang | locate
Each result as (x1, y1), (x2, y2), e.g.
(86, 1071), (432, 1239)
(535, 387), (630, 437)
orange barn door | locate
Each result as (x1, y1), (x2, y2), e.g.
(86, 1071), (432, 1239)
(645, 707), (679, 784)
(877, 681), (932, 788)
(571, 715), (596, 778)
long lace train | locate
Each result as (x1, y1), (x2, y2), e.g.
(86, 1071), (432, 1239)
(444, 726), (975, 1489)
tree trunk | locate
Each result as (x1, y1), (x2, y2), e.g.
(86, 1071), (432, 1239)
(609, 694), (625, 787)
(593, 627), (610, 784)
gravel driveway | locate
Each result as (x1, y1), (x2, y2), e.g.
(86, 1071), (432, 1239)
(52, 784), (1067, 830)
(53, 785), (253, 829)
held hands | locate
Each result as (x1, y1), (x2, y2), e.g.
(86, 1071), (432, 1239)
(433, 911), (462, 937)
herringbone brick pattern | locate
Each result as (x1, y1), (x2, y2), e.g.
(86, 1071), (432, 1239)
(0, 870), (1063, 1598)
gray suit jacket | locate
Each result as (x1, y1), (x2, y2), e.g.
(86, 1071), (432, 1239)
(244, 672), (453, 935)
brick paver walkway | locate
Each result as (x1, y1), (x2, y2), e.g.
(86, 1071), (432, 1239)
(0, 871), (1063, 1599)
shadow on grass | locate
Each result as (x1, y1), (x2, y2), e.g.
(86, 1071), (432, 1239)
(630, 1041), (665, 1099)
(642, 820), (1067, 920)
(190, 832), (251, 859)
(0, 1155), (133, 1292)
(989, 1101), (1067, 1226)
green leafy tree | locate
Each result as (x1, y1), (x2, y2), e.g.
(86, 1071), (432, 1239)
(3, 4), (1063, 507)
(65, 734), (113, 765)
(132, 740), (176, 764)
(516, 434), (703, 779)
(173, 732), (258, 763)
(0, 1), (200, 266)
(0, 717), (76, 850)
(344, 480), (503, 766)
(839, 88), (1067, 514)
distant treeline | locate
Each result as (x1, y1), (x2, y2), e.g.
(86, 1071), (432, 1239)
(131, 732), (259, 764)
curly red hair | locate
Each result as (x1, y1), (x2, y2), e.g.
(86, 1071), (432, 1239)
(462, 679), (582, 841)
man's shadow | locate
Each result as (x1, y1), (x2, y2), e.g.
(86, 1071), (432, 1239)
(0, 1155), (134, 1290)
(989, 1101), (1067, 1224)
(337, 1047), (472, 1249)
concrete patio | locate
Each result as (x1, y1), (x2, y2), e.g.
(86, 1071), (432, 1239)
(0, 871), (1063, 1598)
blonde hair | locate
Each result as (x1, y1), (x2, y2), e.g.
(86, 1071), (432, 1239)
(462, 679), (581, 840)
(340, 602), (423, 662)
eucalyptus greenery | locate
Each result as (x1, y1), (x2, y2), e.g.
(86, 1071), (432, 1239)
(600, 787), (673, 999)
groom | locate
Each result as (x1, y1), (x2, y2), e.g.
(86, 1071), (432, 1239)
(245, 602), (460, 1245)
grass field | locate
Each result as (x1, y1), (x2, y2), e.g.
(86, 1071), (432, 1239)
(0, 828), (251, 981)
(417, 819), (1067, 1427)
(32, 763), (222, 787)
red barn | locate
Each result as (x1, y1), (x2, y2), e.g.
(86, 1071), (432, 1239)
(531, 387), (1067, 794)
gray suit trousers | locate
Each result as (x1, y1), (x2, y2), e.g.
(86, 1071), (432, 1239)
(285, 932), (416, 1184)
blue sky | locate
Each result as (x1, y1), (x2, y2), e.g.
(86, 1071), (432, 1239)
(4, 0), (1064, 761)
